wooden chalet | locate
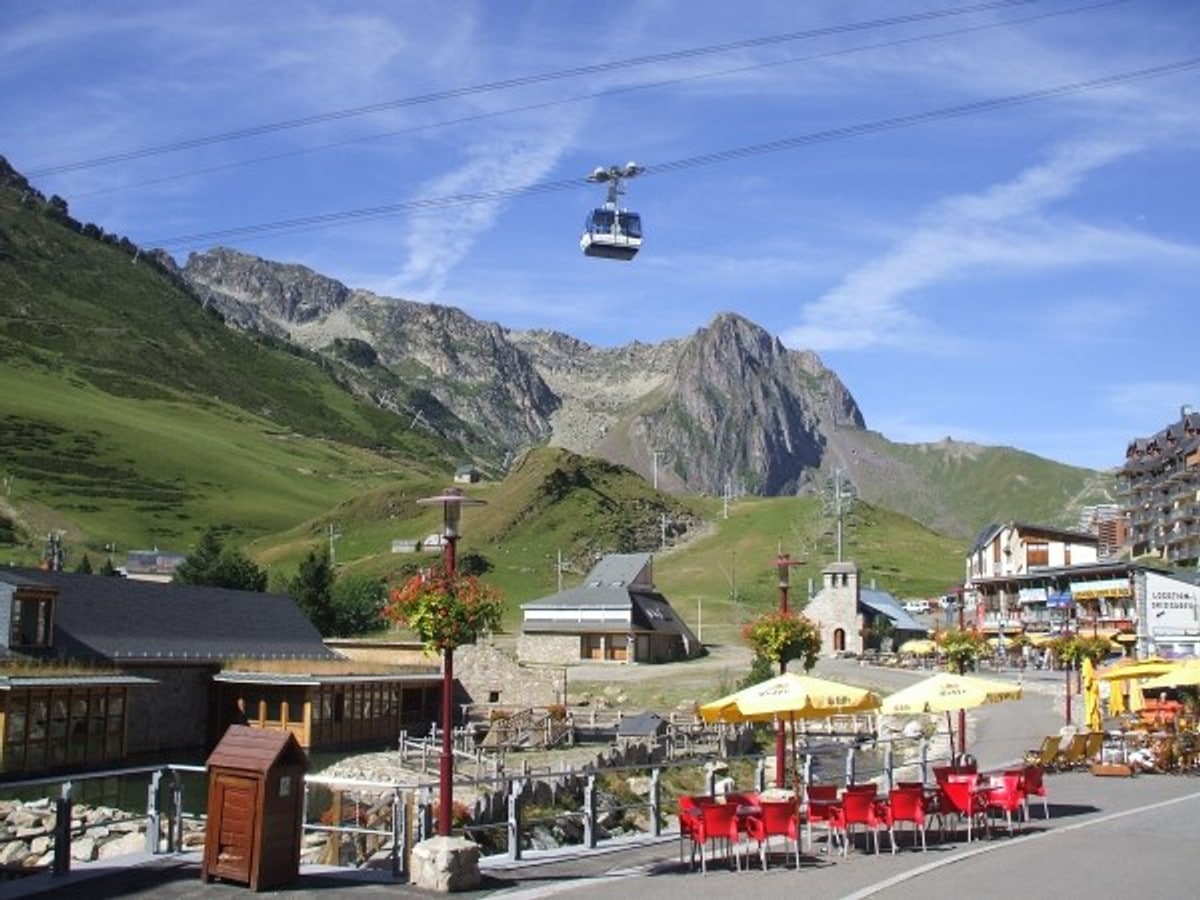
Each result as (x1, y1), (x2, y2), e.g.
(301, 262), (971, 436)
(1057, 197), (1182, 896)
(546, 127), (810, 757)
(0, 568), (440, 779)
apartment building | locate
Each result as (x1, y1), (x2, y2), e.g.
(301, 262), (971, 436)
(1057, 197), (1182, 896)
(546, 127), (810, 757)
(1119, 407), (1200, 566)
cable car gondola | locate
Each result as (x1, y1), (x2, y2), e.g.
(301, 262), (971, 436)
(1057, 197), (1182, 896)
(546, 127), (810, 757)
(580, 162), (644, 261)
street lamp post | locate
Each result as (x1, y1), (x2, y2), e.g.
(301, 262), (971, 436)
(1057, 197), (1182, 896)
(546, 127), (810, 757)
(957, 596), (967, 759)
(774, 553), (800, 788)
(1063, 604), (1073, 727)
(417, 487), (485, 837)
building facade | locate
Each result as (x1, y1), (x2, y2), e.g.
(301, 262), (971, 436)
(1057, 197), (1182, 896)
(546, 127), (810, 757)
(1119, 407), (1200, 566)
(802, 561), (927, 656)
(518, 554), (703, 665)
(966, 522), (1099, 583)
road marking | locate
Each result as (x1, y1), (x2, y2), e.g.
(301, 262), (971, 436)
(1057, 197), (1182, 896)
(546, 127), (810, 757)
(842, 789), (1200, 900)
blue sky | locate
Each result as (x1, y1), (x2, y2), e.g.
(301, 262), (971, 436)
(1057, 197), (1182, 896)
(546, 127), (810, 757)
(2, 0), (1198, 472)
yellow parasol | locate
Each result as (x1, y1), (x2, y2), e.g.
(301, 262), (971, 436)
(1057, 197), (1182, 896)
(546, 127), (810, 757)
(1095, 657), (1177, 682)
(1082, 657), (1102, 732)
(699, 672), (882, 723)
(880, 672), (1023, 716)
(881, 671), (1023, 755)
(1139, 659), (1200, 691)
(1128, 678), (1145, 713)
(1108, 679), (1127, 717)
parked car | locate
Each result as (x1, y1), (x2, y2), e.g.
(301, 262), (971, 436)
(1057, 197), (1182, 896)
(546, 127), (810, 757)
(903, 599), (931, 615)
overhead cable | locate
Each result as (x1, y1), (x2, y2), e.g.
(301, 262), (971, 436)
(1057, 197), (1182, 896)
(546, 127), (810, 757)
(71, 0), (1126, 202)
(149, 55), (1200, 251)
(28, 0), (1038, 177)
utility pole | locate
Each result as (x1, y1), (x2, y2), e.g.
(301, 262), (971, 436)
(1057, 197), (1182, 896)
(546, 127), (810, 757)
(660, 513), (668, 551)
(328, 523), (342, 566)
(823, 468), (856, 563)
(557, 549), (563, 592)
(723, 477), (731, 520)
(651, 450), (662, 491)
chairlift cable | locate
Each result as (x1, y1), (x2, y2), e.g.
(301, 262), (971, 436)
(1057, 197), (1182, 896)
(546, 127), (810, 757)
(66, 0), (1127, 202)
(148, 55), (1200, 251)
(27, 0), (1043, 177)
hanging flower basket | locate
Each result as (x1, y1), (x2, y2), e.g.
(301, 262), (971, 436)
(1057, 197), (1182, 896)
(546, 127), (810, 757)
(385, 563), (504, 653)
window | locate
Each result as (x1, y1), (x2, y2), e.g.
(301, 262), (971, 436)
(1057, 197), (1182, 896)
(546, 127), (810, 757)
(9, 596), (53, 648)
(1027, 542), (1049, 567)
(488, 691), (501, 704)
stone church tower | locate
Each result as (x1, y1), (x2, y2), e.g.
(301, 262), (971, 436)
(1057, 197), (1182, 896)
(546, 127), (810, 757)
(803, 561), (863, 656)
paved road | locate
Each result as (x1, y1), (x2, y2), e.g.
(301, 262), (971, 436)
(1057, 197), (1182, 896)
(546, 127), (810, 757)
(7, 772), (1198, 900)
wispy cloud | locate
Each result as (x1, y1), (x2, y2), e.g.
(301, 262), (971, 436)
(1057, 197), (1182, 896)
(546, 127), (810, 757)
(780, 136), (1197, 353)
(374, 112), (586, 300)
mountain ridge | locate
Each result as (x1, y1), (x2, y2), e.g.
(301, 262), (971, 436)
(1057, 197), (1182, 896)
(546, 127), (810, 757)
(178, 247), (1114, 541)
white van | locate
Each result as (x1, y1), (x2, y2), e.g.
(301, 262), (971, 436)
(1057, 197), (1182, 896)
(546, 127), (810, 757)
(903, 599), (931, 615)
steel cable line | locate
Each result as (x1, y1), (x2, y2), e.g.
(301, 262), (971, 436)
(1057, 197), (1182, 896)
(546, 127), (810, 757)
(28, 0), (1038, 177)
(71, 0), (1126, 202)
(149, 55), (1200, 251)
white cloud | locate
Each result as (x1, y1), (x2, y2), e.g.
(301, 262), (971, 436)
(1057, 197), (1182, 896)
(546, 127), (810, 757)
(780, 136), (1197, 353)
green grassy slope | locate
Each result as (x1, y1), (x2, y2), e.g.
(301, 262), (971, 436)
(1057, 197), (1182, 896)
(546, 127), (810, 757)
(843, 431), (1116, 540)
(0, 162), (456, 561)
(285, 446), (966, 636)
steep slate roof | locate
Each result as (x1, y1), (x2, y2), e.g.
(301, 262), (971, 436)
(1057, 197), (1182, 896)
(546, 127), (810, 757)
(859, 588), (926, 633)
(0, 568), (339, 663)
(522, 553), (652, 611)
(521, 553), (698, 641)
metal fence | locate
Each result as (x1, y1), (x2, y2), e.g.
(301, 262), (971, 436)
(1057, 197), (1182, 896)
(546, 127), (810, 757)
(0, 731), (966, 882)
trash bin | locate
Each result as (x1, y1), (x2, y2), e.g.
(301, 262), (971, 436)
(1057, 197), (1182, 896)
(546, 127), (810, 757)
(201, 725), (308, 891)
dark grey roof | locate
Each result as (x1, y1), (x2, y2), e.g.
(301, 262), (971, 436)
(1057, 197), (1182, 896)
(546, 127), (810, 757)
(859, 588), (927, 633)
(617, 711), (666, 736)
(522, 552), (653, 611)
(0, 568), (339, 664)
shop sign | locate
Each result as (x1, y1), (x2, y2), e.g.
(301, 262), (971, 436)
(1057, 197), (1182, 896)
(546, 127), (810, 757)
(1146, 572), (1200, 638)
(1068, 577), (1132, 600)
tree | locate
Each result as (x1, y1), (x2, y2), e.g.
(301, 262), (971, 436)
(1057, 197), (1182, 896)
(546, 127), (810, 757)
(738, 653), (776, 690)
(330, 575), (388, 637)
(99, 557), (119, 577)
(290, 549), (336, 635)
(864, 615), (894, 652)
(934, 627), (987, 673)
(174, 528), (266, 591)
(742, 610), (822, 673)
(74, 553), (93, 574)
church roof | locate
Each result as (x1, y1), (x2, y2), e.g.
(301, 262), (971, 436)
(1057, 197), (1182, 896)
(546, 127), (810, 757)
(859, 588), (927, 633)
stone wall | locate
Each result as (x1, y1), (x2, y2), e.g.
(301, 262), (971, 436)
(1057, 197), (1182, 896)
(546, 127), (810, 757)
(455, 641), (561, 710)
(516, 633), (580, 667)
(124, 664), (213, 758)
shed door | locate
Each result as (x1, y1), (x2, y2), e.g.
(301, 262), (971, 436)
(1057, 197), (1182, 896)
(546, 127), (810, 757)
(208, 773), (258, 881)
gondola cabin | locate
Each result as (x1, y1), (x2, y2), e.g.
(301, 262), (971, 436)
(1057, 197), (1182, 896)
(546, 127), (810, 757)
(581, 162), (645, 261)
(581, 206), (643, 260)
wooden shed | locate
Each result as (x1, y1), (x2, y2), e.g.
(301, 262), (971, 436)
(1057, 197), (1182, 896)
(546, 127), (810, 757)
(201, 725), (308, 891)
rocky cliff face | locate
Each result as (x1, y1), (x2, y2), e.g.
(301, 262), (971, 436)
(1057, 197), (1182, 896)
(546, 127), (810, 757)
(183, 249), (559, 452)
(594, 313), (865, 494)
(180, 250), (865, 494)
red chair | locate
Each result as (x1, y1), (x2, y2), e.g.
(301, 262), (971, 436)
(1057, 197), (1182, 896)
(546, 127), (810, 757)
(803, 784), (842, 854)
(743, 798), (801, 870)
(678, 796), (705, 864)
(882, 786), (928, 852)
(1022, 764), (1049, 819)
(938, 774), (989, 843)
(985, 773), (1026, 836)
(683, 801), (740, 873)
(832, 788), (887, 855)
